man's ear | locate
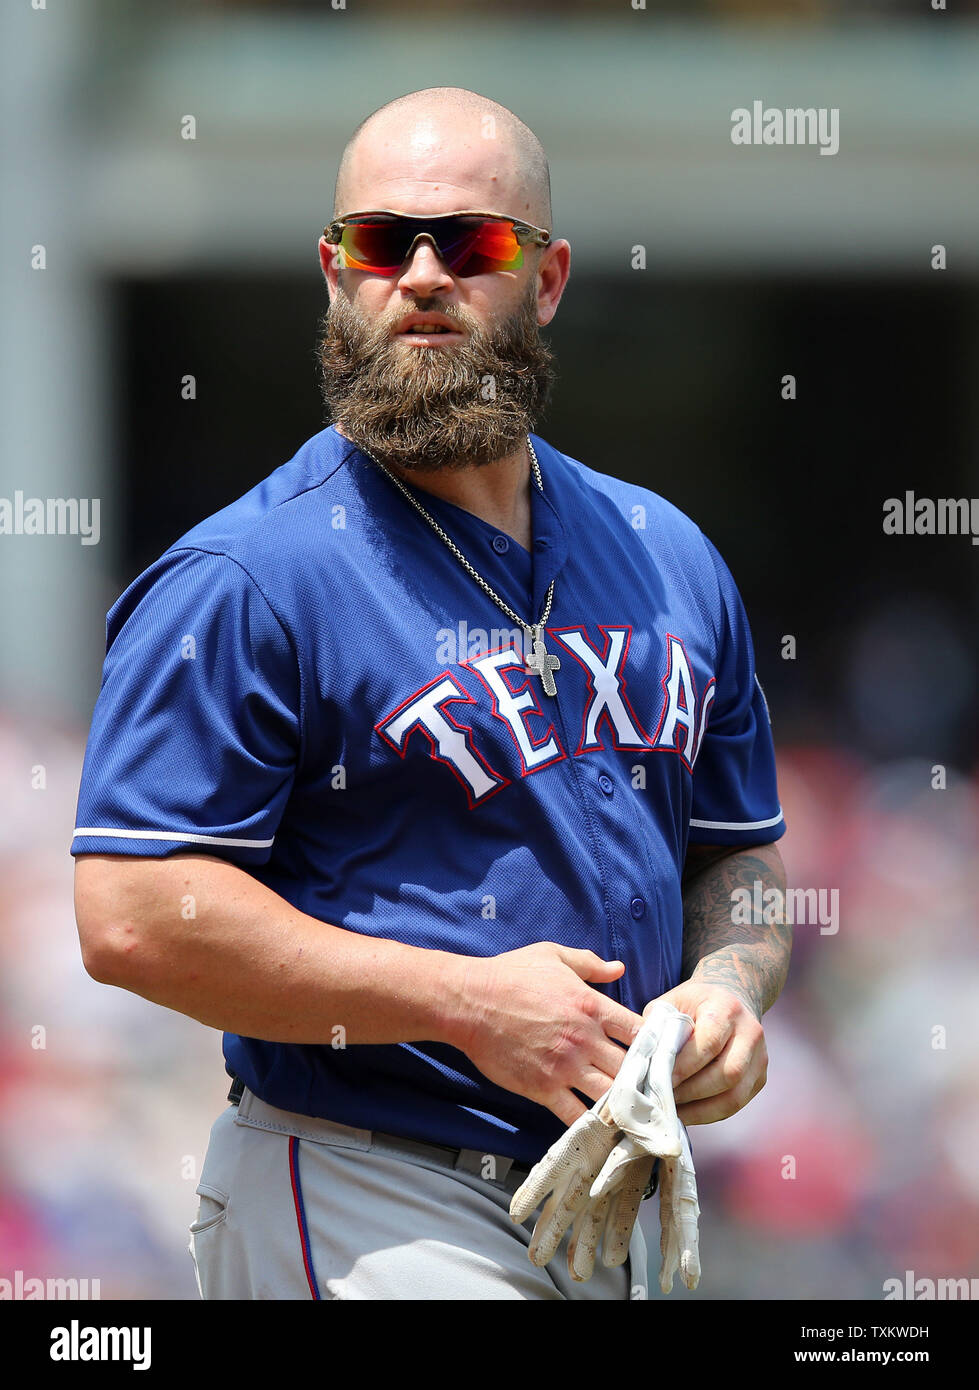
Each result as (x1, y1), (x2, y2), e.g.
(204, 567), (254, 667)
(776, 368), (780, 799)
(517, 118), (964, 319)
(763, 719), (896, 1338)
(536, 238), (571, 328)
(319, 236), (341, 301)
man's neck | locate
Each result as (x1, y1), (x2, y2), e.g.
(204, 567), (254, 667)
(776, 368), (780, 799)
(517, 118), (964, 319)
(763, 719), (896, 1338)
(338, 425), (533, 553)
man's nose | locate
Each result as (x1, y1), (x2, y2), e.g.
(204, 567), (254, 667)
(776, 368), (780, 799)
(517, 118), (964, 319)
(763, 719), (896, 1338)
(396, 236), (456, 294)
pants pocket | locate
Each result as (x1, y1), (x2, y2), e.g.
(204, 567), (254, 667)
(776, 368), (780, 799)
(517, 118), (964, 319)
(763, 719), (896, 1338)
(190, 1183), (230, 1235)
(188, 1182), (232, 1299)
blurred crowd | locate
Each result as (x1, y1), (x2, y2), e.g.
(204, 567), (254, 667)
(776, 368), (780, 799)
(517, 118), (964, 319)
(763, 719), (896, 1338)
(658, 745), (979, 1299)
(1, 711), (977, 1299)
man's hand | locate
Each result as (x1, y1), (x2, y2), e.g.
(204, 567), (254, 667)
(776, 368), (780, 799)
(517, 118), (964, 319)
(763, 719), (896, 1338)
(646, 981), (768, 1126)
(509, 1001), (700, 1287)
(665, 840), (789, 1125)
(451, 943), (644, 1126)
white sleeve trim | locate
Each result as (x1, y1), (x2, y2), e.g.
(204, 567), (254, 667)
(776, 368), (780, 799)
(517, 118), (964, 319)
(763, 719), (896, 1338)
(72, 827), (275, 849)
(689, 808), (783, 831)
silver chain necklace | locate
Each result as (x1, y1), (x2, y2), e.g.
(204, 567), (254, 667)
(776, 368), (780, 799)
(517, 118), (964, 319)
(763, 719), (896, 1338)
(360, 436), (561, 696)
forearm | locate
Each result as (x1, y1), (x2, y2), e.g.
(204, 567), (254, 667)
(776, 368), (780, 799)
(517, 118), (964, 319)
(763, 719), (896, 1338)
(75, 852), (471, 1047)
(680, 843), (791, 1020)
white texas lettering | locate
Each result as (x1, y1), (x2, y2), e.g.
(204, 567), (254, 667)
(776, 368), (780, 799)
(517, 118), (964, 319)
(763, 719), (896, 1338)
(376, 676), (504, 804)
(654, 634), (699, 767)
(376, 630), (716, 804)
(468, 650), (561, 771)
(552, 627), (650, 750)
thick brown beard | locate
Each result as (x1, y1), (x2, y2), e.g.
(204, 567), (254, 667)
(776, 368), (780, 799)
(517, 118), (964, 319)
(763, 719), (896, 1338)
(316, 281), (556, 472)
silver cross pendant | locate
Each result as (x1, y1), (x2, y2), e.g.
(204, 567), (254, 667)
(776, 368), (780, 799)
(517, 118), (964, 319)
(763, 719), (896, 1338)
(525, 625), (561, 697)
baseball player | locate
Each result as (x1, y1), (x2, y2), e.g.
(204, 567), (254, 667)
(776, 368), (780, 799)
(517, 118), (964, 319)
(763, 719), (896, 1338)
(72, 87), (790, 1301)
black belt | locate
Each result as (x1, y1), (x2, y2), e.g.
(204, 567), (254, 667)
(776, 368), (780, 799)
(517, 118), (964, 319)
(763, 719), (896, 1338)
(227, 1074), (535, 1196)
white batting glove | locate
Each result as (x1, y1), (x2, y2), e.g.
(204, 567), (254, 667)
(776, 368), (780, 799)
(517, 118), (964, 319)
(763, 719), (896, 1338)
(591, 999), (693, 1183)
(509, 1001), (697, 1283)
(656, 1124), (701, 1293)
(508, 1104), (622, 1270)
(565, 1135), (654, 1281)
(576, 1120), (702, 1291)
(587, 1001), (701, 1290)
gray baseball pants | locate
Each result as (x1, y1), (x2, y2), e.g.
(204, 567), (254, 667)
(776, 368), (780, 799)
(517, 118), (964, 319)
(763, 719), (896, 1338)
(189, 1085), (649, 1300)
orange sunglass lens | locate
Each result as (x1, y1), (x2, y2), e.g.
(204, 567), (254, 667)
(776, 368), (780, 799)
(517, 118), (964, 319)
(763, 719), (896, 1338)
(339, 218), (523, 275)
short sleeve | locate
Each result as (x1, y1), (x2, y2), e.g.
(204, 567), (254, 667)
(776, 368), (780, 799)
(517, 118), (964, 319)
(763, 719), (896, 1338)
(71, 547), (301, 865)
(688, 537), (785, 847)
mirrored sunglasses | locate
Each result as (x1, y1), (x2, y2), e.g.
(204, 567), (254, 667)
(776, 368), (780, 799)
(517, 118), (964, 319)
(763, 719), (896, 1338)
(323, 210), (551, 277)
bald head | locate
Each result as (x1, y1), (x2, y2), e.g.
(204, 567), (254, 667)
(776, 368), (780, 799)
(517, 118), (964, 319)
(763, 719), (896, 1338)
(333, 87), (552, 230)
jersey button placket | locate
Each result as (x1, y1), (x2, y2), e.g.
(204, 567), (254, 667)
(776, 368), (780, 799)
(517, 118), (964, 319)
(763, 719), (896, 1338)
(594, 770), (648, 960)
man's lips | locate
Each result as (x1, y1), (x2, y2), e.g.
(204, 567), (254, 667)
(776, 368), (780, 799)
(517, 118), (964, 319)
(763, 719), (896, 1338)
(394, 314), (466, 343)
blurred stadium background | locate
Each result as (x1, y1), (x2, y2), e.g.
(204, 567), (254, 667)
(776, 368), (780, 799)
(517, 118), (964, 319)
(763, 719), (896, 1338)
(1, 0), (977, 1299)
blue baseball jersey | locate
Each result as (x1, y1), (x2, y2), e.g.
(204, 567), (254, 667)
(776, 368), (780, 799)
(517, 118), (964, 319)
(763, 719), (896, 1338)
(71, 426), (784, 1164)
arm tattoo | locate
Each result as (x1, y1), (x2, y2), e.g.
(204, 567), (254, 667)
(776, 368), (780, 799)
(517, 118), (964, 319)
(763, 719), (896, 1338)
(680, 843), (792, 1020)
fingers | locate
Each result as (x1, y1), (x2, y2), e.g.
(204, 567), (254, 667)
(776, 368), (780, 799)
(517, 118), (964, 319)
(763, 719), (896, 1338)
(571, 1066), (619, 1106)
(676, 1092), (737, 1125)
(591, 1134), (644, 1199)
(670, 1006), (734, 1086)
(672, 1034), (734, 1105)
(525, 1149), (612, 1266)
(589, 1033), (633, 1080)
(511, 1163), (565, 1229)
(658, 1148), (701, 1292)
(554, 947), (626, 982)
(543, 1059), (623, 1124)
(637, 984), (766, 1124)
(527, 1185), (580, 1266)
(531, 1016), (639, 1124)
(601, 1163), (649, 1269)
(568, 1192), (610, 1281)
(545, 1090), (589, 1127)
(675, 1050), (767, 1125)
(510, 1113), (610, 1223)
(673, 1028), (762, 1104)
(598, 1001), (645, 1048)
(572, 1157), (649, 1281)
(542, 1053), (620, 1123)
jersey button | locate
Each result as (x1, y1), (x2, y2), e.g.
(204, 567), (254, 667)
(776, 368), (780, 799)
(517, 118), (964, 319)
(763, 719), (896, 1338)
(492, 534), (509, 554)
(534, 538), (550, 551)
(630, 897), (646, 919)
(598, 773), (614, 796)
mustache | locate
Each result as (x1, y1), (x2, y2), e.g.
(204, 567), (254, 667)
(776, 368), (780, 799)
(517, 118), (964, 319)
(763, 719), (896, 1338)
(389, 300), (469, 332)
